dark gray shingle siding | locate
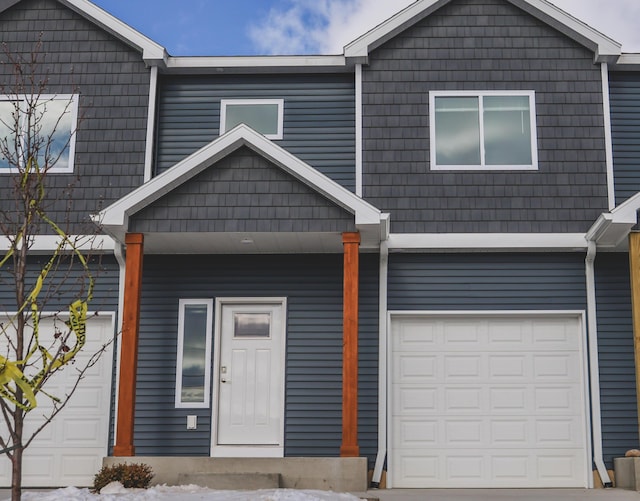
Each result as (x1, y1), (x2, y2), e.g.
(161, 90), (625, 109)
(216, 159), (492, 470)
(0, 0), (149, 233)
(362, 0), (608, 233)
(134, 254), (379, 465)
(155, 74), (356, 191)
(610, 71), (640, 204)
(130, 147), (356, 234)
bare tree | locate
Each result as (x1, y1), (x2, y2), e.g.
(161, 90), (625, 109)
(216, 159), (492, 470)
(0, 38), (110, 500)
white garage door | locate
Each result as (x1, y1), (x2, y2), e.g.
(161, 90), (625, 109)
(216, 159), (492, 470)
(0, 314), (114, 487)
(390, 313), (589, 488)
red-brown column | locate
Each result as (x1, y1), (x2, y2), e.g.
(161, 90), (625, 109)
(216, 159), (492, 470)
(113, 233), (144, 457)
(341, 232), (360, 457)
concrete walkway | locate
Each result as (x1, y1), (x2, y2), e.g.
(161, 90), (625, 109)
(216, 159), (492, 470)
(356, 489), (640, 501)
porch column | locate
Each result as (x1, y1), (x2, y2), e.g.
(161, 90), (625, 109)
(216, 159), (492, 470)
(113, 233), (144, 456)
(629, 232), (640, 439)
(341, 232), (360, 457)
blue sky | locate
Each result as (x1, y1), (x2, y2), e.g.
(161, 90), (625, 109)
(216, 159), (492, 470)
(91, 0), (640, 56)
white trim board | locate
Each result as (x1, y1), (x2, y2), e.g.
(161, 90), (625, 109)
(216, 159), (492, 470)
(387, 233), (588, 251)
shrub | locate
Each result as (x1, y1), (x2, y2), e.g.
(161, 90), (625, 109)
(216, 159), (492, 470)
(93, 462), (154, 492)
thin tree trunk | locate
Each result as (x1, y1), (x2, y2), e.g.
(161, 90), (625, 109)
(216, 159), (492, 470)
(11, 420), (22, 501)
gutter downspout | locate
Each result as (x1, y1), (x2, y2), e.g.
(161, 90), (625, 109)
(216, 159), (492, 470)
(585, 239), (613, 487)
(372, 240), (389, 487)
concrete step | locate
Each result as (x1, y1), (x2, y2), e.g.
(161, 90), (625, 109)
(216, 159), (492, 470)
(177, 472), (282, 490)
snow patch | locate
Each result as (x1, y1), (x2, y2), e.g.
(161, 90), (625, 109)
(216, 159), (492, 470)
(12, 484), (364, 501)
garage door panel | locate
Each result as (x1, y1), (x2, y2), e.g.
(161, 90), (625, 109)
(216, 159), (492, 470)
(0, 315), (113, 487)
(390, 313), (588, 488)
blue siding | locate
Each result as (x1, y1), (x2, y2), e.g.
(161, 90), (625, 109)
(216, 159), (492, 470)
(134, 254), (378, 466)
(595, 253), (638, 466)
(610, 71), (640, 204)
(155, 74), (356, 191)
(388, 253), (586, 311)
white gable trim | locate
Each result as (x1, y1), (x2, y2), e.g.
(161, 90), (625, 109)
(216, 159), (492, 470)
(96, 124), (383, 241)
(344, 0), (621, 63)
(58, 0), (167, 64)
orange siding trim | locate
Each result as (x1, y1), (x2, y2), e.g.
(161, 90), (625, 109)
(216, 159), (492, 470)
(113, 233), (144, 457)
(341, 232), (360, 457)
(630, 232), (640, 440)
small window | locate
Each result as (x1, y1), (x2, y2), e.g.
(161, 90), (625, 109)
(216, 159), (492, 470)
(233, 312), (271, 338)
(176, 299), (213, 408)
(0, 94), (78, 173)
(220, 99), (284, 139)
(430, 91), (537, 171)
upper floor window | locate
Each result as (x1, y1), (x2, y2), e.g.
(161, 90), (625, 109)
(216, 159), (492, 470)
(220, 99), (284, 140)
(0, 94), (78, 174)
(430, 91), (537, 171)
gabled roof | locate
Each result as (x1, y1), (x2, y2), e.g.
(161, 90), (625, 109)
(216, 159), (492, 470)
(0, 0), (167, 65)
(344, 0), (622, 64)
(96, 125), (387, 248)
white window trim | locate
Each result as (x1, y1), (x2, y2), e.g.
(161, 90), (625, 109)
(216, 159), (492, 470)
(429, 90), (538, 171)
(175, 298), (213, 409)
(220, 99), (284, 140)
(0, 93), (79, 174)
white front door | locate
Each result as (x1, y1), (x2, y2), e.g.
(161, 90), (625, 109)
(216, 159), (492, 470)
(212, 298), (286, 457)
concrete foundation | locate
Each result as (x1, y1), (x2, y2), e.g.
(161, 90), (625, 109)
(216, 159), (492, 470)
(614, 457), (640, 490)
(102, 456), (368, 492)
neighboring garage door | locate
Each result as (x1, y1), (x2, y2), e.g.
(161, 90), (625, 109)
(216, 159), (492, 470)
(0, 314), (114, 487)
(390, 313), (589, 488)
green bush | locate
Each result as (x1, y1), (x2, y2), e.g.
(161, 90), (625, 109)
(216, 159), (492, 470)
(93, 462), (154, 492)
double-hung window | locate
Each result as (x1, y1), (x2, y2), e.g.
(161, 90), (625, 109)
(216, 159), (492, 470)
(0, 94), (78, 173)
(220, 99), (284, 139)
(430, 91), (537, 170)
(175, 299), (213, 408)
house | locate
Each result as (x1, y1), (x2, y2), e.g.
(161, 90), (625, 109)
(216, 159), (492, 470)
(0, 0), (639, 491)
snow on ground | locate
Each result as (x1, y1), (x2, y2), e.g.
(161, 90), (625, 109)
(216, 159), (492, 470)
(12, 482), (364, 501)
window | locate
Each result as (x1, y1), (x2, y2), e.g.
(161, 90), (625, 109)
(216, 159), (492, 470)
(430, 91), (537, 170)
(220, 99), (284, 139)
(175, 299), (213, 408)
(233, 312), (271, 338)
(0, 94), (78, 173)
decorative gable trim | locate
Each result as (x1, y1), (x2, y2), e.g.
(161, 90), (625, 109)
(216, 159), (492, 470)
(344, 0), (621, 63)
(96, 124), (385, 244)
(9, 0), (168, 65)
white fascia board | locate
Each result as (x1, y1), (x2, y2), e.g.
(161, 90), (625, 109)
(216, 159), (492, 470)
(165, 55), (347, 73)
(344, 0), (445, 59)
(98, 124), (382, 234)
(0, 235), (116, 253)
(344, 0), (620, 62)
(59, 0), (167, 65)
(585, 192), (640, 247)
(387, 233), (588, 251)
(612, 53), (640, 70)
(509, 0), (621, 62)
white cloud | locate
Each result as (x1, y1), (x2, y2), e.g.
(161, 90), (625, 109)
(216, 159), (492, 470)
(248, 0), (639, 55)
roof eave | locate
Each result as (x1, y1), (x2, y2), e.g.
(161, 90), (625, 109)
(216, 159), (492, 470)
(58, 0), (168, 66)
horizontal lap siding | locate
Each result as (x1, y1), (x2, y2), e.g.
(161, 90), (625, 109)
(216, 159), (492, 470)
(135, 254), (378, 465)
(595, 253), (638, 466)
(155, 74), (356, 191)
(362, 0), (608, 233)
(610, 72), (640, 204)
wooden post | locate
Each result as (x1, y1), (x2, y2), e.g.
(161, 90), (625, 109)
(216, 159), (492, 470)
(341, 232), (360, 457)
(113, 233), (144, 457)
(629, 232), (640, 440)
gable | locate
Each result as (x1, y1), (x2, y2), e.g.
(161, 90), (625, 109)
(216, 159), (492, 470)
(130, 146), (356, 234)
(345, 0), (620, 63)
